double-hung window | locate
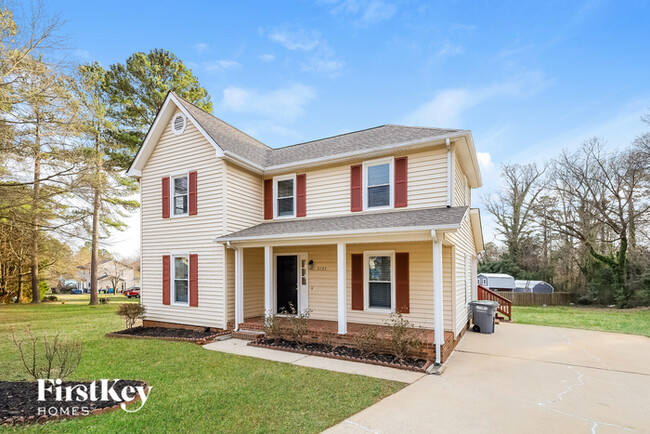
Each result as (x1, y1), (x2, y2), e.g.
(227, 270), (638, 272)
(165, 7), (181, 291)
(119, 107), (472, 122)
(172, 175), (188, 216)
(274, 174), (296, 218)
(173, 255), (189, 305)
(363, 158), (393, 210)
(365, 251), (394, 311)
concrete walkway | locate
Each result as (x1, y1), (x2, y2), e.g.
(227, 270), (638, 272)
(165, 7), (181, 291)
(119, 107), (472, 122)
(203, 338), (425, 383)
(326, 323), (650, 433)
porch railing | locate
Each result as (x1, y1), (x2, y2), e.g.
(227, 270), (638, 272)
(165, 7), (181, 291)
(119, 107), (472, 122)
(477, 285), (512, 321)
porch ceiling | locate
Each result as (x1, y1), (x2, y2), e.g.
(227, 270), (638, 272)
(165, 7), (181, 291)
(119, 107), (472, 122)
(215, 206), (468, 245)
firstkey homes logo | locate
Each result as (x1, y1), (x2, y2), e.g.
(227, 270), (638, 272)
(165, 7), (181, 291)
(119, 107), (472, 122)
(37, 379), (151, 417)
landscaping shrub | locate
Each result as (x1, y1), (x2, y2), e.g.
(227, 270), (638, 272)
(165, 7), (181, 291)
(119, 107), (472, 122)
(384, 312), (423, 362)
(353, 326), (380, 358)
(43, 295), (58, 302)
(116, 303), (146, 329)
(263, 310), (282, 344)
(99, 296), (110, 304)
(10, 327), (82, 380)
(283, 303), (311, 348)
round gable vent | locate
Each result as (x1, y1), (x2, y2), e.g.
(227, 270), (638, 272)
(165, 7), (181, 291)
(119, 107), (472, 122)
(171, 113), (187, 135)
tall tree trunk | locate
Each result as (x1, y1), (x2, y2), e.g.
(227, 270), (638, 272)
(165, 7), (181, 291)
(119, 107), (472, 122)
(30, 119), (41, 304)
(16, 263), (22, 303)
(89, 185), (100, 305)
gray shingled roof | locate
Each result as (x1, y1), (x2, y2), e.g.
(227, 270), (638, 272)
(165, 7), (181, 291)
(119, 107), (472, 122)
(216, 206), (468, 241)
(175, 94), (464, 168)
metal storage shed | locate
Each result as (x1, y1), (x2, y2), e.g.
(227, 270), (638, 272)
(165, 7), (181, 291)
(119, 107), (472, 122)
(515, 280), (554, 293)
(477, 273), (516, 291)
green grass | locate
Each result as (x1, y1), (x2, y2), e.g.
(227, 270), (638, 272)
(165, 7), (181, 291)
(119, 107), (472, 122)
(513, 306), (650, 337)
(0, 302), (404, 433)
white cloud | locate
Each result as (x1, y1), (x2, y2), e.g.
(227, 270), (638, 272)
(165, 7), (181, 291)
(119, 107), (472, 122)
(300, 57), (344, 76)
(193, 43), (210, 53)
(204, 60), (240, 72)
(325, 0), (397, 27)
(403, 69), (552, 127)
(437, 40), (464, 58)
(259, 53), (276, 62)
(476, 152), (494, 171)
(268, 28), (321, 51)
(219, 83), (316, 122)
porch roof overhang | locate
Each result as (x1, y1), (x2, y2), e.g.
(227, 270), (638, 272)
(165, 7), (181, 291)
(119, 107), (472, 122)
(215, 206), (468, 247)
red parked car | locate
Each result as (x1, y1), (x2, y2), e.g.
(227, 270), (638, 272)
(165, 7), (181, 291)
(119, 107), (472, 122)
(124, 287), (140, 298)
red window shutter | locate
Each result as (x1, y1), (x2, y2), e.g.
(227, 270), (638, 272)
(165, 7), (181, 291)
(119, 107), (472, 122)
(351, 253), (364, 310)
(395, 157), (408, 208)
(296, 174), (306, 217)
(350, 165), (362, 212)
(162, 255), (170, 305)
(189, 253), (198, 307)
(189, 171), (198, 215)
(264, 179), (273, 220)
(162, 177), (170, 219)
(395, 252), (410, 313)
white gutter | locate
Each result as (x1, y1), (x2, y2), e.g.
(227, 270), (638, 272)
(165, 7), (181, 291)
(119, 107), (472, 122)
(446, 138), (453, 207)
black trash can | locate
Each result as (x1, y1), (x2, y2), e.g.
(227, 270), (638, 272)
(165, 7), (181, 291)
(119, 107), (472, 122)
(468, 300), (500, 334)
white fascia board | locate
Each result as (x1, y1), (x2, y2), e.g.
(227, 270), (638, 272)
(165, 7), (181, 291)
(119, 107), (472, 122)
(457, 133), (482, 188)
(126, 93), (224, 178)
(469, 208), (485, 253)
(222, 151), (265, 174)
(262, 131), (470, 175)
(214, 223), (461, 244)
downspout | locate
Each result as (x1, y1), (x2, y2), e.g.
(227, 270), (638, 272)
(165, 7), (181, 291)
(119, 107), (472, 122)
(446, 138), (452, 207)
(432, 230), (444, 366)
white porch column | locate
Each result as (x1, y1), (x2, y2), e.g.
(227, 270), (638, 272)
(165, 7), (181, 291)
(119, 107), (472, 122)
(234, 247), (244, 331)
(264, 245), (273, 316)
(432, 232), (444, 365)
(337, 242), (347, 334)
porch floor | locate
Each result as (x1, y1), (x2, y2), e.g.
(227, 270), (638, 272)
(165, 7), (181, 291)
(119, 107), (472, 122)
(238, 316), (454, 348)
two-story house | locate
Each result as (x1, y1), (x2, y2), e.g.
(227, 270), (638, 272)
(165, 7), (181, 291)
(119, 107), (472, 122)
(127, 92), (484, 364)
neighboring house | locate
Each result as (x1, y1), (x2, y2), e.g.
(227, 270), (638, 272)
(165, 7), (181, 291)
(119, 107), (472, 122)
(126, 92), (484, 364)
(515, 280), (554, 294)
(477, 273), (516, 291)
(76, 259), (138, 293)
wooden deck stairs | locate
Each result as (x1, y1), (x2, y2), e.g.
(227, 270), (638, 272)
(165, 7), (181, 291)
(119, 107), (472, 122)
(477, 284), (513, 321)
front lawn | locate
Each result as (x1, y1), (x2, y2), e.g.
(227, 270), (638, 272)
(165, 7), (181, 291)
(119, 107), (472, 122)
(0, 302), (404, 433)
(513, 306), (650, 338)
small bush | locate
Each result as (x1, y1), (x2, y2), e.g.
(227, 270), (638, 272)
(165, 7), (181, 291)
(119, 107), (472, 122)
(263, 310), (282, 344)
(384, 312), (423, 362)
(283, 303), (311, 348)
(10, 327), (82, 380)
(43, 295), (58, 302)
(116, 303), (146, 329)
(99, 296), (110, 304)
(354, 326), (380, 358)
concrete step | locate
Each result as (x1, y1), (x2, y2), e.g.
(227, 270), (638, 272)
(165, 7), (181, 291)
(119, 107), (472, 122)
(232, 330), (265, 340)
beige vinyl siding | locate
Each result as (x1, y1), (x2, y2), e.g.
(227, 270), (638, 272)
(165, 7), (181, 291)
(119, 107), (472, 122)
(442, 245), (454, 331)
(225, 162), (264, 232)
(454, 155), (469, 207)
(264, 145), (449, 221)
(243, 247), (264, 318)
(140, 110), (225, 328)
(274, 241), (451, 331)
(446, 213), (476, 335)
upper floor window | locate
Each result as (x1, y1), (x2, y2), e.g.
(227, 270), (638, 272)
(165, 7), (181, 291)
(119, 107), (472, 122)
(363, 158), (393, 210)
(173, 175), (188, 216)
(274, 174), (296, 218)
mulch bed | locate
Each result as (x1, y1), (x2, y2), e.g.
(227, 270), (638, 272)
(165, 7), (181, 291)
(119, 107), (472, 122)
(107, 326), (230, 344)
(0, 380), (147, 426)
(250, 338), (431, 372)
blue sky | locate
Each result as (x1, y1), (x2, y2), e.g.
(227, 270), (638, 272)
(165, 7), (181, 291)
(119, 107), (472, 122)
(50, 0), (650, 255)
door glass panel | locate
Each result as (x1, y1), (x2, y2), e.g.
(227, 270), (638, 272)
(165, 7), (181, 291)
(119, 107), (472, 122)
(276, 256), (298, 313)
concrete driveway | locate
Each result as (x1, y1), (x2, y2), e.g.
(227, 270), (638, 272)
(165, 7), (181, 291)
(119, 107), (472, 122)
(326, 323), (650, 433)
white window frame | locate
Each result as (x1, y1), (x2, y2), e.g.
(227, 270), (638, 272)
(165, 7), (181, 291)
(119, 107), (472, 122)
(170, 171), (189, 218)
(273, 173), (297, 219)
(362, 157), (394, 211)
(363, 250), (395, 312)
(171, 253), (190, 306)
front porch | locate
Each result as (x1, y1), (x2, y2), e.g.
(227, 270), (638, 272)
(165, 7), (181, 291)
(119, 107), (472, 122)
(221, 226), (464, 364)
